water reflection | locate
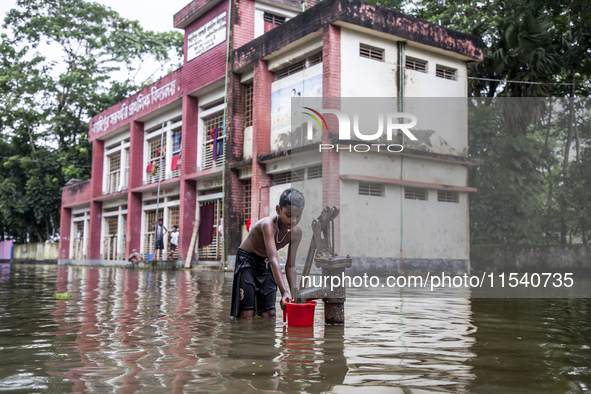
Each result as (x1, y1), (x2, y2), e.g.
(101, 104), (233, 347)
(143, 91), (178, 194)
(0, 264), (590, 392)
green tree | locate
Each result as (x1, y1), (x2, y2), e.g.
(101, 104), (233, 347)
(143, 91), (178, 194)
(0, 0), (183, 242)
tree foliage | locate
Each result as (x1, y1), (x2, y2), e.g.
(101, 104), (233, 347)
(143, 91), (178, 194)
(0, 0), (183, 242)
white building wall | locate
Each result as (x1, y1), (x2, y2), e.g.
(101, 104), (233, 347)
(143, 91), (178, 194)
(404, 46), (468, 98)
(340, 28), (397, 97)
(401, 189), (470, 260)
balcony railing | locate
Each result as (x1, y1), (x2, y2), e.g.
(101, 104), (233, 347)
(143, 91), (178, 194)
(202, 137), (225, 170)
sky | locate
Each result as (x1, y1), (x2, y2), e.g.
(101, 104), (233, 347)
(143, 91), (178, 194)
(0, 0), (192, 84)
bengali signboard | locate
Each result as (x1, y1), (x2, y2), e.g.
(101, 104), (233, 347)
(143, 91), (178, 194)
(187, 12), (227, 62)
(91, 80), (178, 136)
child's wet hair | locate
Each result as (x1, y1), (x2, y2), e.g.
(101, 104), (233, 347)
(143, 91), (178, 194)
(279, 188), (305, 209)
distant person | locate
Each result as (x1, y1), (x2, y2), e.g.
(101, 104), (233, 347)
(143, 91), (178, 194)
(154, 218), (167, 260)
(128, 249), (143, 264)
(168, 225), (179, 260)
(230, 188), (305, 320)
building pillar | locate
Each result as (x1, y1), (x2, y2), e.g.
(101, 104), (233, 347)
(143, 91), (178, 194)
(127, 192), (142, 256)
(125, 120), (145, 258)
(59, 207), (72, 260)
(88, 139), (104, 260)
(181, 95), (199, 175)
(176, 94), (199, 262)
(322, 24), (341, 253)
(225, 73), (247, 255)
(251, 60), (274, 221)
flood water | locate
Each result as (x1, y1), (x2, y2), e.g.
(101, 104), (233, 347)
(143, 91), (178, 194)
(0, 263), (590, 393)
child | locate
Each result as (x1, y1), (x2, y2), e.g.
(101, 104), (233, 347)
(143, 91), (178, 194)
(230, 188), (305, 320)
(154, 218), (167, 260)
(168, 225), (179, 260)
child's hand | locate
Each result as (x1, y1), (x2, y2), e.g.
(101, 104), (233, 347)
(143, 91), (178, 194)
(280, 291), (291, 310)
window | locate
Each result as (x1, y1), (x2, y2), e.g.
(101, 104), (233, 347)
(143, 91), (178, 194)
(405, 57), (427, 73)
(276, 60), (306, 80)
(198, 199), (223, 261)
(107, 153), (121, 194)
(103, 216), (118, 260)
(202, 111), (225, 170)
(438, 190), (459, 203)
(171, 125), (182, 178)
(307, 165), (322, 180)
(146, 137), (166, 184)
(264, 12), (285, 32)
(273, 169), (305, 185)
(405, 187), (427, 200)
(275, 52), (322, 80)
(244, 84), (253, 128)
(436, 64), (456, 80)
(359, 182), (383, 196)
(360, 43), (384, 62)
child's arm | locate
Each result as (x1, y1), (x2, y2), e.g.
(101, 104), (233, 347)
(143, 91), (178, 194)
(286, 226), (302, 296)
(262, 221), (291, 310)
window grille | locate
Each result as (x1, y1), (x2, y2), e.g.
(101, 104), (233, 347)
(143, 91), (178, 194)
(107, 153), (121, 194)
(146, 137), (166, 184)
(276, 60), (306, 80)
(405, 57), (427, 73)
(405, 187), (427, 200)
(167, 205), (180, 259)
(73, 221), (85, 260)
(143, 209), (161, 255)
(307, 165), (322, 180)
(308, 52), (323, 66)
(273, 169), (305, 185)
(275, 52), (322, 80)
(104, 216), (118, 260)
(243, 179), (252, 221)
(438, 190), (459, 203)
(359, 182), (384, 196)
(121, 215), (127, 259)
(202, 111), (225, 170)
(198, 199), (222, 261)
(360, 43), (384, 62)
(264, 12), (285, 25)
(244, 84), (253, 128)
(123, 149), (129, 190)
(436, 64), (456, 80)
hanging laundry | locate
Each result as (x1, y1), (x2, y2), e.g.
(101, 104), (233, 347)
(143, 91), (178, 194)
(151, 162), (158, 175)
(246, 218), (251, 232)
(146, 163), (153, 173)
(217, 138), (224, 157)
(212, 128), (219, 161)
(171, 155), (180, 171)
(209, 128), (215, 152)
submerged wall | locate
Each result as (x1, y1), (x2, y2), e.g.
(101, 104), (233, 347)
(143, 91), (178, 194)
(471, 244), (591, 273)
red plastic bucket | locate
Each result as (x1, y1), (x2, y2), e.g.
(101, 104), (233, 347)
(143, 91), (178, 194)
(283, 300), (316, 327)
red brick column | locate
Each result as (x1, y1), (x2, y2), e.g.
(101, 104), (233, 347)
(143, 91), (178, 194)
(225, 73), (247, 254)
(126, 121), (144, 257)
(179, 179), (196, 261)
(181, 95), (199, 175)
(251, 60), (274, 221)
(127, 192), (142, 256)
(322, 24), (341, 253)
(177, 94), (199, 261)
(59, 207), (72, 259)
(88, 139), (104, 259)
